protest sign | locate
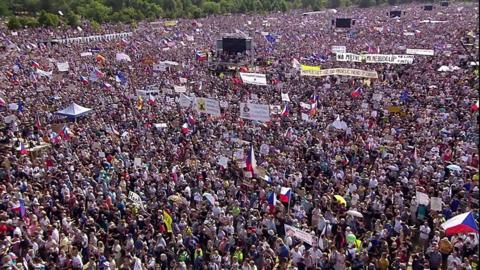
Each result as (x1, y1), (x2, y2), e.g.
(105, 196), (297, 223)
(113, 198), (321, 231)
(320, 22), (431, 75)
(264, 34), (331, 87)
(153, 63), (166, 72)
(178, 94), (193, 108)
(56, 62), (69, 72)
(431, 197), (443, 211)
(218, 156), (229, 168)
(284, 224), (318, 246)
(240, 103), (270, 122)
(195, 97), (221, 116)
(260, 144), (269, 155)
(416, 191), (430, 205)
(406, 48), (435, 56)
(300, 102), (311, 110)
(174, 85), (187, 93)
(331, 45), (347, 53)
(270, 105), (281, 115)
(240, 73), (267, 86)
(128, 191), (143, 208)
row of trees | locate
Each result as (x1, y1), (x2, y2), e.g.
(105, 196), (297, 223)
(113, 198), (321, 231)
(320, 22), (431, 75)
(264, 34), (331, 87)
(0, 0), (457, 29)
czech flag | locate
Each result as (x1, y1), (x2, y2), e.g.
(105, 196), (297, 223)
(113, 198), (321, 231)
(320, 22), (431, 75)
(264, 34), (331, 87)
(34, 113), (42, 129)
(267, 192), (277, 213)
(279, 187), (292, 203)
(281, 102), (289, 117)
(80, 76), (89, 85)
(50, 132), (62, 144)
(181, 123), (191, 135)
(31, 61), (40, 69)
(187, 115), (196, 126)
(94, 68), (105, 78)
(351, 87), (363, 98)
(59, 125), (72, 141)
(310, 101), (318, 116)
(148, 94), (156, 106)
(471, 100), (479, 112)
(441, 212), (479, 235)
(245, 145), (257, 176)
(267, 192), (277, 206)
(103, 82), (113, 90)
(11, 199), (26, 218)
(17, 143), (28, 155)
(195, 51), (207, 61)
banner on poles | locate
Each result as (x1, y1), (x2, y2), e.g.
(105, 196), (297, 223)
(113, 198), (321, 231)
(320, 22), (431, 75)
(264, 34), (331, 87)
(284, 224), (318, 246)
(240, 73), (267, 86)
(406, 48), (435, 56)
(336, 53), (414, 64)
(331, 45), (347, 53)
(301, 68), (379, 78)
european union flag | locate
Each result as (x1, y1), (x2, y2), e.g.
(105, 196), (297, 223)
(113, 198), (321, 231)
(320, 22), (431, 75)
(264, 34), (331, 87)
(400, 91), (409, 103)
(17, 101), (24, 112)
(115, 72), (127, 85)
(265, 34), (276, 44)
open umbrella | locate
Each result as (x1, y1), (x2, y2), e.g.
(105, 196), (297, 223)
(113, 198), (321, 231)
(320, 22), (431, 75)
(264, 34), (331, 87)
(203, 193), (216, 205)
(346, 210), (363, 218)
(447, 164), (462, 172)
(168, 195), (187, 205)
(437, 65), (450, 72)
(334, 195), (347, 206)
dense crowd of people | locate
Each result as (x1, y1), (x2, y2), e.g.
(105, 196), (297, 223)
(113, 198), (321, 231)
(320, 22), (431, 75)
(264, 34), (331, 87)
(0, 2), (479, 270)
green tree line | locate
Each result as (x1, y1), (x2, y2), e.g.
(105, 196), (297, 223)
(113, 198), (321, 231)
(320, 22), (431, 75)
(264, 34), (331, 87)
(0, 0), (458, 29)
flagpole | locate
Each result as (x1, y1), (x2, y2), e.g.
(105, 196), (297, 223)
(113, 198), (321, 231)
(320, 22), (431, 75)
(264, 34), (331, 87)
(287, 189), (292, 215)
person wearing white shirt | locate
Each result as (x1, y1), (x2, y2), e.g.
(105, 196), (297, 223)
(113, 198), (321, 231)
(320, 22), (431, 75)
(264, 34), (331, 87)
(419, 222), (431, 250)
(369, 177), (378, 189)
(71, 247), (83, 270)
(291, 245), (303, 266)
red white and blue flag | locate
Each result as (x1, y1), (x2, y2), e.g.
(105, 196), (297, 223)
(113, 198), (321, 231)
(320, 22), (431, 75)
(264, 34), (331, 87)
(50, 132), (62, 144)
(31, 61), (40, 69)
(281, 102), (289, 117)
(11, 199), (26, 218)
(471, 100), (479, 112)
(195, 51), (207, 61)
(181, 123), (191, 135)
(351, 87), (363, 98)
(187, 115), (196, 126)
(279, 187), (292, 203)
(59, 125), (71, 141)
(245, 145), (257, 176)
(17, 143), (28, 155)
(267, 192), (277, 213)
(148, 95), (156, 106)
(80, 76), (89, 85)
(441, 212), (479, 235)
(103, 82), (113, 90)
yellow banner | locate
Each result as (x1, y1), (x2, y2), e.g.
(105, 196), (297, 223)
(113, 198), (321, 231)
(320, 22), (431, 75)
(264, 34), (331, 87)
(301, 68), (378, 79)
(301, 64), (321, 71)
(164, 21), (177, 27)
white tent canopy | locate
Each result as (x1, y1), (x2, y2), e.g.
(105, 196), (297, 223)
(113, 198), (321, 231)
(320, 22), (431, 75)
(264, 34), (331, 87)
(56, 103), (92, 117)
